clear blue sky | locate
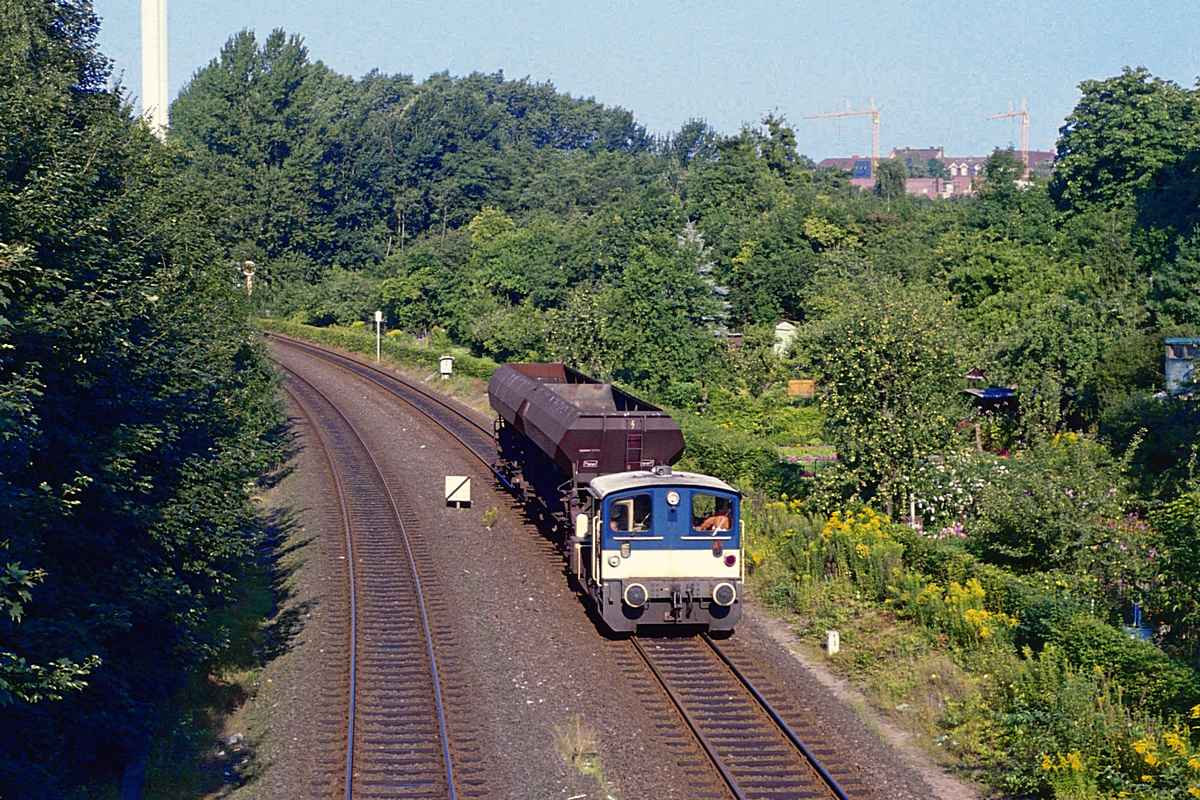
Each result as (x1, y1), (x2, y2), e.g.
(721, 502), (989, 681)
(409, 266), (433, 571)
(93, 0), (1199, 161)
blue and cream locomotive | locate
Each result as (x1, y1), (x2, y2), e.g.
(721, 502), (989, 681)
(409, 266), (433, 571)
(489, 363), (742, 633)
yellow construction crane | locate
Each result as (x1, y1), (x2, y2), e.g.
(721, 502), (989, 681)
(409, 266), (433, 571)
(987, 100), (1029, 168)
(806, 99), (881, 173)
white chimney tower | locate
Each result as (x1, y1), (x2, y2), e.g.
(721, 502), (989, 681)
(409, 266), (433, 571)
(141, 0), (168, 138)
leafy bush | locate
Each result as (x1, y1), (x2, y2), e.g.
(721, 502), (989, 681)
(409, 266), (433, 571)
(1150, 492), (1200, 658)
(676, 418), (784, 491)
(1049, 613), (1200, 715)
(967, 435), (1138, 578)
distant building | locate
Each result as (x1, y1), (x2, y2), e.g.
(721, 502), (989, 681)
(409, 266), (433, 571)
(773, 321), (798, 356)
(1165, 338), (1200, 394)
(815, 155), (873, 179)
(816, 147), (1057, 198)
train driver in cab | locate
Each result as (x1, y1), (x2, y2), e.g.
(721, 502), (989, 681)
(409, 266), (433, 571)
(695, 496), (734, 533)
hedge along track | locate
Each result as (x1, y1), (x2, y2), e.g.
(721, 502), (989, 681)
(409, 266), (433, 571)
(267, 333), (860, 800)
(277, 363), (458, 799)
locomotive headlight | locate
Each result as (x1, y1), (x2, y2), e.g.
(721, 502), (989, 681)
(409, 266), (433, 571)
(666, 490), (680, 507)
(608, 555), (620, 567)
(713, 582), (736, 607)
(624, 583), (648, 608)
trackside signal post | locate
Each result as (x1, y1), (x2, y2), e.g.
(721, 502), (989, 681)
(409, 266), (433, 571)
(374, 310), (382, 362)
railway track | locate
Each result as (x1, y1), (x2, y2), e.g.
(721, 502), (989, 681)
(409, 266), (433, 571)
(267, 333), (860, 800)
(278, 363), (458, 799)
(634, 633), (856, 800)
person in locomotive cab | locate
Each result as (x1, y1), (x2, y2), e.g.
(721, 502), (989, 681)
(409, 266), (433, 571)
(696, 508), (732, 532)
(610, 495), (652, 532)
(694, 493), (734, 532)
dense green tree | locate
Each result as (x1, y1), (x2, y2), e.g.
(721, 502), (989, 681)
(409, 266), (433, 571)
(874, 157), (908, 205)
(1150, 232), (1200, 325)
(1051, 67), (1200, 214)
(802, 285), (965, 509)
(171, 29), (335, 281)
(0, 2), (280, 794)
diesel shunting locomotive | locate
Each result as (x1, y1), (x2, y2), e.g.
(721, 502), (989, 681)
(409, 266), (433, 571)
(489, 363), (742, 633)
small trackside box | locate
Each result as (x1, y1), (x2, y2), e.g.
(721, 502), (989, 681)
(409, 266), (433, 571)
(488, 363), (685, 483)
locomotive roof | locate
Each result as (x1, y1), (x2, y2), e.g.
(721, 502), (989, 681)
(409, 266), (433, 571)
(588, 469), (739, 499)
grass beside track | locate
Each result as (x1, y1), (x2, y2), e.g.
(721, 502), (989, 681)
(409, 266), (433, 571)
(255, 318), (499, 381)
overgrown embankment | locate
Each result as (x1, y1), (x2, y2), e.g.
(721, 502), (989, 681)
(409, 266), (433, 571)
(737, 440), (1200, 800)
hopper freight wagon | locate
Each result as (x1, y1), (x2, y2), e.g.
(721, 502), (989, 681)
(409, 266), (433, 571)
(489, 363), (742, 633)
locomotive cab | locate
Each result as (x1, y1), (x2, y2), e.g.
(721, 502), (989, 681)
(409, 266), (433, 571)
(585, 469), (743, 633)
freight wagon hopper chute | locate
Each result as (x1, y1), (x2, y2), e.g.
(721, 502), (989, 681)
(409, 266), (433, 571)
(488, 363), (685, 486)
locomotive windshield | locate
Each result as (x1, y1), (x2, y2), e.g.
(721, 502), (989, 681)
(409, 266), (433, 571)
(610, 493), (652, 533)
(692, 493), (734, 533)
(602, 486), (739, 547)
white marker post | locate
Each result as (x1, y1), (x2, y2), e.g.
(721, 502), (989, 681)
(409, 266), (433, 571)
(445, 476), (471, 508)
(374, 310), (382, 363)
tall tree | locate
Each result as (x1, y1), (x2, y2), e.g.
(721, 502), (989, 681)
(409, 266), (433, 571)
(874, 157), (908, 205)
(1051, 67), (1200, 215)
(0, 2), (279, 793)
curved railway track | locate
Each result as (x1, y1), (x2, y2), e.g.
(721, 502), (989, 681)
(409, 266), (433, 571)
(279, 363), (456, 799)
(267, 332), (860, 800)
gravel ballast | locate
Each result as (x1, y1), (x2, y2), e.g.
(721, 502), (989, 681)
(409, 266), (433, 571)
(221, 341), (981, 800)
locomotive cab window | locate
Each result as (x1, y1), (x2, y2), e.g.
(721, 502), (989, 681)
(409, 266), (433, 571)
(610, 494), (652, 533)
(693, 493), (734, 533)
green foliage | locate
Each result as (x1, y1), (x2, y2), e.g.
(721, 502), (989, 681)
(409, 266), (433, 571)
(0, 1), (282, 793)
(802, 285), (965, 507)
(1049, 613), (1199, 714)
(874, 157), (908, 204)
(967, 435), (1140, 579)
(675, 417), (781, 491)
(1051, 67), (1200, 215)
(1150, 493), (1200, 658)
(255, 317), (499, 380)
(1151, 233), (1200, 326)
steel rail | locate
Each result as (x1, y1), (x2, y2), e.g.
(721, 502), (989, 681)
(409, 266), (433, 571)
(270, 335), (851, 800)
(265, 333), (511, 486)
(702, 633), (853, 800)
(266, 332), (493, 439)
(629, 637), (747, 800)
(277, 362), (456, 800)
(277, 370), (358, 800)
